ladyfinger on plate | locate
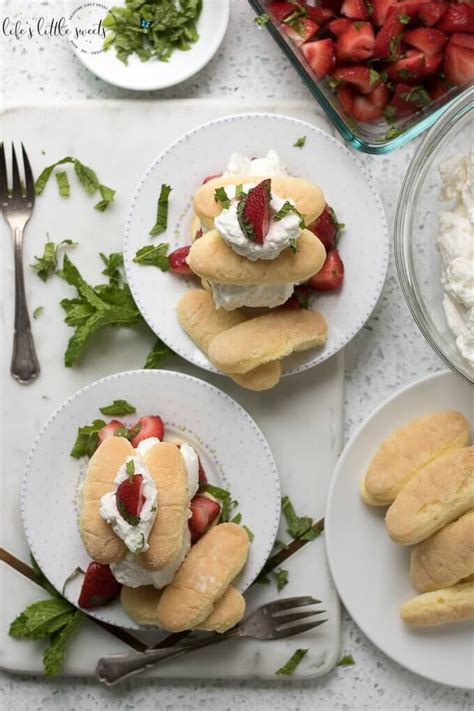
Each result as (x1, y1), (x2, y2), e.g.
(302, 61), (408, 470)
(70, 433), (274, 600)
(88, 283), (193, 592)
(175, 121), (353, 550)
(400, 579), (474, 627)
(362, 410), (470, 506)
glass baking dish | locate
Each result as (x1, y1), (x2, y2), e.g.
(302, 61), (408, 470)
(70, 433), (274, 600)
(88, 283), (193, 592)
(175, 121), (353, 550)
(248, 0), (471, 154)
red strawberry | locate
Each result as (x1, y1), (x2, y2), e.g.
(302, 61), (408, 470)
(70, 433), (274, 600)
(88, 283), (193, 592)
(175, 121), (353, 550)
(341, 0), (369, 21)
(302, 39), (336, 77)
(282, 18), (319, 46)
(372, 0), (398, 27)
(333, 65), (381, 93)
(293, 284), (313, 308)
(351, 94), (385, 120)
(130, 415), (164, 448)
(436, 4), (474, 34)
(308, 204), (342, 250)
(418, 2), (448, 27)
(451, 33), (474, 50)
(116, 473), (145, 525)
(303, 5), (334, 24)
(336, 21), (375, 62)
(237, 178), (272, 244)
(202, 173), (222, 184)
(321, 0), (344, 13)
(336, 83), (355, 112)
(284, 295), (300, 310)
(195, 227), (203, 240)
(328, 17), (353, 36)
(425, 74), (451, 99)
(78, 563), (121, 609)
(388, 82), (431, 116)
(403, 27), (447, 56)
(444, 39), (474, 84)
(373, 12), (404, 59)
(169, 245), (192, 274)
(98, 419), (125, 444)
(188, 495), (221, 543)
(395, 0), (432, 17)
(268, 1), (299, 23)
(368, 81), (391, 107)
(387, 50), (426, 82)
(422, 50), (444, 76)
(309, 249), (345, 291)
(198, 457), (208, 489)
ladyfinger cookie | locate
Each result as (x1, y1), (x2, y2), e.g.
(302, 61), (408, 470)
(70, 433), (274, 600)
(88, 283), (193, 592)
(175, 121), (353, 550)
(400, 579), (474, 627)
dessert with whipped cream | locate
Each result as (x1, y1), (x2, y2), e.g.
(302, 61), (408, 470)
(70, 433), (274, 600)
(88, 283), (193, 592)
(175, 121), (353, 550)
(75, 409), (250, 631)
(436, 152), (474, 369)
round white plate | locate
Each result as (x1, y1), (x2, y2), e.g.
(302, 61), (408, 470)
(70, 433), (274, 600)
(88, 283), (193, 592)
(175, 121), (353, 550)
(124, 113), (389, 378)
(21, 370), (280, 630)
(65, 1), (230, 91)
(325, 370), (474, 689)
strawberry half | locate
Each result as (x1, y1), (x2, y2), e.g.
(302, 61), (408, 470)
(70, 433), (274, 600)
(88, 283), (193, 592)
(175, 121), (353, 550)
(444, 38), (474, 85)
(308, 204), (342, 251)
(309, 249), (345, 291)
(188, 495), (222, 543)
(418, 2), (448, 28)
(268, 1), (299, 23)
(336, 22), (375, 63)
(130, 415), (165, 448)
(116, 472), (145, 525)
(386, 50), (427, 83)
(282, 18), (319, 46)
(328, 17), (352, 36)
(341, 0), (369, 21)
(98, 419), (126, 445)
(372, 0), (398, 27)
(333, 65), (381, 94)
(169, 245), (192, 275)
(302, 39), (336, 78)
(403, 27), (447, 56)
(304, 5), (334, 24)
(237, 178), (271, 244)
(436, 3), (474, 34)
(78, 562), (121, 609)
(373, 12), (405, 59)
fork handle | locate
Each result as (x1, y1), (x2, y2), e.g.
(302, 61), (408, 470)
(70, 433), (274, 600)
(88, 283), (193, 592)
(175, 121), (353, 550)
(96, 629), (240, 686)
(11, 227), (39, 383)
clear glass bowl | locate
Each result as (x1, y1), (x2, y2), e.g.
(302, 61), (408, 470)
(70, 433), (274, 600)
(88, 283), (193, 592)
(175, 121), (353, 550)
(248, 0), (472, 155)
(395, 88), (473, 386)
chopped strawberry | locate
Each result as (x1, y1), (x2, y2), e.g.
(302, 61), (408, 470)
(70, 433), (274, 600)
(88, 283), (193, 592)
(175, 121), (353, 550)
(444, 39), (474, 84)
(372, 0), (398, 27)
(303, 5), (335, 24)
(116, 472), (145, 525)
(282, 18), (319, 46)
(436, 3), (474, 34)
(194, 227), (203, 240)
(425, 74), (451, 99)
(418, 2), (448, 27)
(351, 94), (385, 120)
(373, 12), (405, 59)
(451, 33), (474, 50)
(336, 83), (355, 112)
(294, 284), (313, 308)
(422, 50), (444, 76)
(337, 21), (375, 62)
(309, 249), (345, 291)
(308, 204), (342, 250)
(403, 27), (447, 56)
(78, 563), (121, 609)
(333, 65), (381, 93)
(268, 1), (299, 23)
(197, 457), (208, 489)
(328, 17), (353, 36)
(283, 295), (300, 310)
(130, 415), (164, 448)
(169, 245), (192, 275)
(386, 50), (426, 82)
(368, 81), (391, 107)
(98, 420), (125, 444)
(202, 173), (222, 184)
(341, 0), (369, 21)
(321, 0), (344, 13)
(388, 82), (431, 116)
(395, 0), (432, 18)
(237, 178), (272, 244)
(188, 495), (221, 543)
(302, 39), (336, 78)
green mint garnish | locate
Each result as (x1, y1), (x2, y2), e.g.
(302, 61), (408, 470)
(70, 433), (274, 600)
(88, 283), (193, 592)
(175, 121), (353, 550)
(35, 156), (115, 211)
(70, 419), (106, 459)
(255, 13), (270, 26)
(144, 337), (174, 369)
(399, 13), (410, 23)
(55, 171), (70, 197)
(289, 237), (299, 254)
(31, 239), (76, 282)
(273, 568), (288, 591)
(126, 460), (135, 477)
(353, 21), (363, 30)
(235, 183), (245, 199)
(33, 306), (44, 319)
(397, 68), (411, 79)
(149, 184), (172, 236)
(276, 649), (309, 676)
(133, 243), (170, 270)
(293, 136), (306, 148)
(231, 512), (242, 524)
(401, 86), (431, 106)
(117, 498), (140, 526)
(369, 69), (380, 86)
(337, 654), (356, 666)
(100, 399), (136, 416)
(281, 495), (321, 541)
(99, 252), (124, 286)
(94, 184), (116, 212)
(114, 427), (131, 439)
(273, 201), (305, 229)
(214, 187), (231, 209)
(243, 525), (254, 542)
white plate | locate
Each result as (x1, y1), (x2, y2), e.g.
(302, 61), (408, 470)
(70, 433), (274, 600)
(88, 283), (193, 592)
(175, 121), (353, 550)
(21, 370), (280, 631)
(124, 113), (389, 377)
(65, 1), (230, 91)
(325, 370), (474, 689)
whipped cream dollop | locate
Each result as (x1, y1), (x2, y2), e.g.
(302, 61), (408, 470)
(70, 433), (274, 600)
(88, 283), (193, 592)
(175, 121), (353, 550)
(211, 282), (294, 311)
(224, 149), (288, 178)
(436, 152), (474, 368)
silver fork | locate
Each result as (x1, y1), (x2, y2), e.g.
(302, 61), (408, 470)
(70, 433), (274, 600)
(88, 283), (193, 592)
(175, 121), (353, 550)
(0, 143), (40, 383)
(96, 595), (326, 686)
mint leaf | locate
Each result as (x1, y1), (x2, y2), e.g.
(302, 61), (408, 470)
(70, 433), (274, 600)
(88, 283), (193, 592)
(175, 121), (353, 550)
(273, 568), (288, 592)
(214, 186), (231, 209)
(70, 418), (106, 458)
(204, 484), (231, 521)
(276, 648), (309, 676)
(33, 306), (44, 319)
(43, 610), (84, 676)
(73, 160), (99, 194)
(243, 525), (254, 542)
(100, 252), (124, 286)
(281, 496), (320, 541)
(35, 156), (115, 210)
(9, 599), (73, 640)
(31, 239), (76, 282)
(99, 399), (136, 416)
(35, 157), (75, 195)
(150, 184), (172, 236)
(94, 184), (116, 212)
(255, 13), (270, 26)
(133, 243), (170, 270)
(399, 13), (410, 23)
(144, 338), (174, 369)
(337, 654), (356, 666)
(293, 136), (306, 148)
(273, 201), (305, 229)
(289, 237), (299, 254)
(55, 171), (70, 197)
(126, 460), (135, 477)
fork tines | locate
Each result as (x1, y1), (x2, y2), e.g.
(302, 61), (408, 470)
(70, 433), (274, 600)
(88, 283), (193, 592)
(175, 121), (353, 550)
(267, 596), (327, 638)
(0, 143), (35, 206)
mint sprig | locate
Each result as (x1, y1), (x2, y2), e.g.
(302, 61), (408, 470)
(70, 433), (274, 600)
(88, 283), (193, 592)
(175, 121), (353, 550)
(35, 156), (115, 211)
(214, 186), (231, 209)
(276, 648), (309, 676)
(70, 418), (106, 458)
(99, 399), (136, 416)
(31, 238), (76, 282)
(144, 338), (174, 369)
(273, 201), (305, 229)
(133, 243), (170, 270)
(149, 184), (172, 236)
(281, 496), (321, 541)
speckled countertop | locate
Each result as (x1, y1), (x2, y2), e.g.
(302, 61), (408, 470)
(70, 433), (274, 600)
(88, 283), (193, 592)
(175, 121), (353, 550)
(1, 1), (472, 710)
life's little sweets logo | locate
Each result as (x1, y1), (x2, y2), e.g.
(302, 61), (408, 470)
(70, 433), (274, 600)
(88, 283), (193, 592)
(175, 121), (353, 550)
(68, 3), (108, 55)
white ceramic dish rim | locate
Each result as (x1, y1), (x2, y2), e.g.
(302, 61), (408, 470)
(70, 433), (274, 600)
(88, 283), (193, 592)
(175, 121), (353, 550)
(123, 112), (390, 378)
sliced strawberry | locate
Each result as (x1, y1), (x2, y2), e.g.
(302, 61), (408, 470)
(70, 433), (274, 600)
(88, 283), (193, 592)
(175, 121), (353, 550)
(328, 17), (353, 36)
(308, 204), (342, 251)
(341, 0), (369, 21)
(309, 249), (345, 291)
(98, 419), (125, 444)
(302, 39), (336, 78)
(293, 284), (313, 308)
(283, 295), (300, 310)
(444, 39), (474, 85)
(188, 495), (221, 543)
(386, 50), (426, 82)
(336, 21), (375, 62)
(372, 0), (398, 27)
(202, 173), (222, 184)
(333, 65), (381, 93)
(436, 3), (474, 34)
(336, 83), (355, 112)
(78, 562), (121, 609)
(303, 5), (334, 24)
(395, 0), (432, 17)
(169, 245), (192, 274)
(116, 473), (145, 525)
(268, 1), (299, 23)
(418, 2), (448, 27)
(451, 33), (474, 50)
(130, 415), (164, 448)
(194, 227), (203, 240)
(403, 27), (447, 55)
(351, 94), (385, 120)
(388, 82), (431, 116)
(368, 81), (391, 107)
(321, 0), (344, 13)
(425, 74), (451, 100)
(237, 178), (272, 244)
(422, 50), (443, 76)
(373, 12), (404, 59)
(282, 18), (319, 46)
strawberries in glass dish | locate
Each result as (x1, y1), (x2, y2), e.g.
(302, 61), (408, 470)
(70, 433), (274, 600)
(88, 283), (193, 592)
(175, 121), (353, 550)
(267, 0), (474, 124)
